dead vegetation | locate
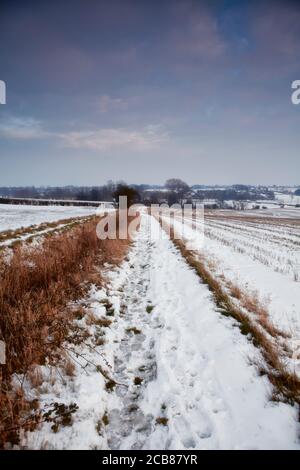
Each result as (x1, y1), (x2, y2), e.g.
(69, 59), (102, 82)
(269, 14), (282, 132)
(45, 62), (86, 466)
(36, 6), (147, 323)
(156, 416), (168, 426)
(146, 305), (154, 314)
(126, 327), (142, 335)
(42, 402), (79, 434)
(0, 212), (136, 448)
(224, 281), (286, 339)
(134, 376), (143, 386)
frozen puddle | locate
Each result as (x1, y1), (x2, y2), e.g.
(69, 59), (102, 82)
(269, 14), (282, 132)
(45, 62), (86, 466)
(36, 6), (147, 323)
(105, 214), (299, 450)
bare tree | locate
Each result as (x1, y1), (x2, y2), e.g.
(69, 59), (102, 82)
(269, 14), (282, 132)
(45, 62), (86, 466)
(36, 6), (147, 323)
(112, 184), (141, 207)
(165, 178), (190, 206)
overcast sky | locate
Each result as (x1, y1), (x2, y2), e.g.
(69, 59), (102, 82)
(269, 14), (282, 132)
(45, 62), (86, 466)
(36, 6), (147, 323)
(0, 0), (300, 186)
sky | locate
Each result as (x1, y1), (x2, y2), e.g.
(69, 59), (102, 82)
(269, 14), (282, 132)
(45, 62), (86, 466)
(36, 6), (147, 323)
(0, 0), (300, 186)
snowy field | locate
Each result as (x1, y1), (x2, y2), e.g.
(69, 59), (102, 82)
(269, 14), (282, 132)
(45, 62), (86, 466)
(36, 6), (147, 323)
(204, 213), (300, 281)
(169, 210), (300, 341)
(274, 192), (300, 206)
(2, 207), (298, 449)
(0, 203), (98, 233)
(248, 207), (300, 218)
(222, 206), (300, 218)
(23, 213), (300, 450)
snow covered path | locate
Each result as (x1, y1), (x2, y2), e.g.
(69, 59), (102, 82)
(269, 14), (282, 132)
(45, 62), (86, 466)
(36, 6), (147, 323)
(105, 220), (157, 449)
(105, 215), (299, 450)
(23, 213), (300, 450)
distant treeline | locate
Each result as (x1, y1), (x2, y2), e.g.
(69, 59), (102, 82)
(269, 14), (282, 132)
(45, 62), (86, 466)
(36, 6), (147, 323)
(0, 183), (155, 202)
(193, 189), (275, 201)
(0, 183), (275, 205)
(0, 184), (116, 201)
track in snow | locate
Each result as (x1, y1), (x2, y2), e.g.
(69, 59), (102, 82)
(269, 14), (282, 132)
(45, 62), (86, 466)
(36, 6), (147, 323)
(105, 214), (299, 450)
(106, 223), (157, 450)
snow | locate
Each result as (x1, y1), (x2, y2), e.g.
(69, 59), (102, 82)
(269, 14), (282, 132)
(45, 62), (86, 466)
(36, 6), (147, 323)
(169, 212), (300, 341)
(0, 203), (98, 233)
(275, 192), (300, 206)
(22, 287), (112, 450)
(23, 213), (300, 449)
(137, 216), (299, 449)
(221, 205), (300, 217)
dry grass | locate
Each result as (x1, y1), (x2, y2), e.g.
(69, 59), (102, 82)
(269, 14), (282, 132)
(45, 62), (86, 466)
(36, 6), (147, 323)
(0, 212), (136, 447)
(126, 327), (142, 335)
(63, 360), (76, 378)
(225, 282), (286, 339)
(85, 312), (112, 328)
(165, 224), (300, 409)
(156, 416), (168, 426)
